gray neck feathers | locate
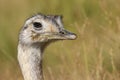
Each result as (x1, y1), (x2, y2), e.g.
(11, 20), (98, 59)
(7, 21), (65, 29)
(18, 43), (44, 80)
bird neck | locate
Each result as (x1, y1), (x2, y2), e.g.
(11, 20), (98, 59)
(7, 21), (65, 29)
(18, 43), (44, 80)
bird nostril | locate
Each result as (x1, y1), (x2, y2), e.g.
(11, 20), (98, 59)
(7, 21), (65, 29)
(59, 31), (65, 35)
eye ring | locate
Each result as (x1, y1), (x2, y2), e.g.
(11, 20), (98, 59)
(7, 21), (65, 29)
(33, 22), (42, 29)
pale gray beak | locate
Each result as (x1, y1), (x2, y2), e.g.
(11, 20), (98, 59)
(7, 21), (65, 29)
(59, 30), (77, 40)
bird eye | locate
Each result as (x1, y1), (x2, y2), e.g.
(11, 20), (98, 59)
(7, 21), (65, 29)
(33, 22), (42, 29)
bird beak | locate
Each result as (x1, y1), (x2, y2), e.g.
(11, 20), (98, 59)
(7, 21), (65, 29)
(58, 30), (77, 40)
(46, 29), (77, 40)
(39, 29), (77, 41)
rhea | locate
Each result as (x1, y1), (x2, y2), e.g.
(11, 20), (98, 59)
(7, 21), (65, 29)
(17, 13), (76, 80)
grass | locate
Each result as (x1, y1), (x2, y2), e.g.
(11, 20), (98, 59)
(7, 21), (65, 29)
(0, 0), (120, 80)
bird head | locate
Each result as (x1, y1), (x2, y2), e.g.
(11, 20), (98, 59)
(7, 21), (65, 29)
(19, 13), (77, 45)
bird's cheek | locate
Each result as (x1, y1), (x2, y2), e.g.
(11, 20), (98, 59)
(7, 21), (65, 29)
(31, 33), (40, 41)
(38, 36), (48, 42)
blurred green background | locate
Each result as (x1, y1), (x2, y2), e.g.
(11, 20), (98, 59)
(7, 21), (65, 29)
(0, 0), (120, 80)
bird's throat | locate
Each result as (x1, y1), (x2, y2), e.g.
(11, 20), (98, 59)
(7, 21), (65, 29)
(18, 44), (44, 80)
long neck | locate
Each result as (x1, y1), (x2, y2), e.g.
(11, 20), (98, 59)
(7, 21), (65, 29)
(18, 43), (44, 80)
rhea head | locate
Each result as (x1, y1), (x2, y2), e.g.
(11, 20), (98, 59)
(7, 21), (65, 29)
(19, 13), (76, 50)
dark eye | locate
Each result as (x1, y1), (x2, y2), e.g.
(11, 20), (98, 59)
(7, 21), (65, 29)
(33, 22), (42, 29)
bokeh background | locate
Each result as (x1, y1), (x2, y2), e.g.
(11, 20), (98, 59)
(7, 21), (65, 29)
(0, 0), (120, 80)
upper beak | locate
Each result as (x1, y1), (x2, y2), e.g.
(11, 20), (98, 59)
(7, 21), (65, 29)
(41, 29), (77, 40)
(59, 30), (77, 40)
